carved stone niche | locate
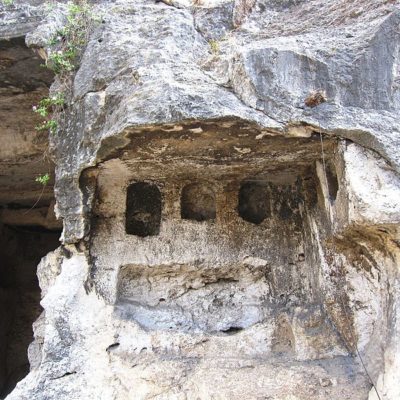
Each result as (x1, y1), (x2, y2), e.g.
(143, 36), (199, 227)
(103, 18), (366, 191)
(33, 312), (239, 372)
(125, 182), (162, 237)
(181, 182), (216, 222)
(86, 126), (397, 397)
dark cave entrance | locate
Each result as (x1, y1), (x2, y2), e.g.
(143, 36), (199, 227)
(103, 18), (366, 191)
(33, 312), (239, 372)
(0, 224), (60, 399)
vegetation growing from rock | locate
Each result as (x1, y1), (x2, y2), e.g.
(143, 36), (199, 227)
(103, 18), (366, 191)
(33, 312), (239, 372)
(33, 93), (64, 134)
(1, 0), (14, 7)
(33, 0), (98, 181)
(35, 173), (50, 186)
(33, 0), (97, 136)
(209, 39), (220, 54)
(46, 1), (95, 76)
(1, 1), (399, 399)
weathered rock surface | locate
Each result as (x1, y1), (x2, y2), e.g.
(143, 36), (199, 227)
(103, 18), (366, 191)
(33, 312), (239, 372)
(1, 0), (400, 399)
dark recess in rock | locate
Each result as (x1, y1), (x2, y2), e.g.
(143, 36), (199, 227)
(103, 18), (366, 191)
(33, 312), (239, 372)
(0, 37), (53, 92)
(325, 162), (339, 202)
(0, 225), (60, 398)
(181, 182), (216, 222)
(221, 326), (243, 335)
(125, 182), (162, 237)
(238, 182), (270, 224)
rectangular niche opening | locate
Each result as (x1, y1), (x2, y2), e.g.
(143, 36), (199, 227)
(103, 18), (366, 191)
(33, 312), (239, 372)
(181, 182), (216, 221)
(238, 182), (270, 224)
(125, 182), (161, 237)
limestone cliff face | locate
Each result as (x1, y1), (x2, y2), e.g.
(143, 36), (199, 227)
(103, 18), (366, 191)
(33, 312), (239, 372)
(0, 1), (400, 399)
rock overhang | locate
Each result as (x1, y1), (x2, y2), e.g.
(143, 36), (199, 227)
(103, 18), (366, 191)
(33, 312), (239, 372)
(1, 1), (400, 399)
(18, 0), (399, 243)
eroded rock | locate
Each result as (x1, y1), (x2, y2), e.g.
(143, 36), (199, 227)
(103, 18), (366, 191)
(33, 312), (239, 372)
(1, 1), (400, 400)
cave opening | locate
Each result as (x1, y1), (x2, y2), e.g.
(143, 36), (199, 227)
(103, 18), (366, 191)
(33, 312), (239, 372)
(125, 182), (162, 237)
(0, 224), (60, 399)
(181, 182), (216, 222)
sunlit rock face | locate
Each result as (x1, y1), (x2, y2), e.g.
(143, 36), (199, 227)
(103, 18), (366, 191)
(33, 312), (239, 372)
(1, 1), (400, 400)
